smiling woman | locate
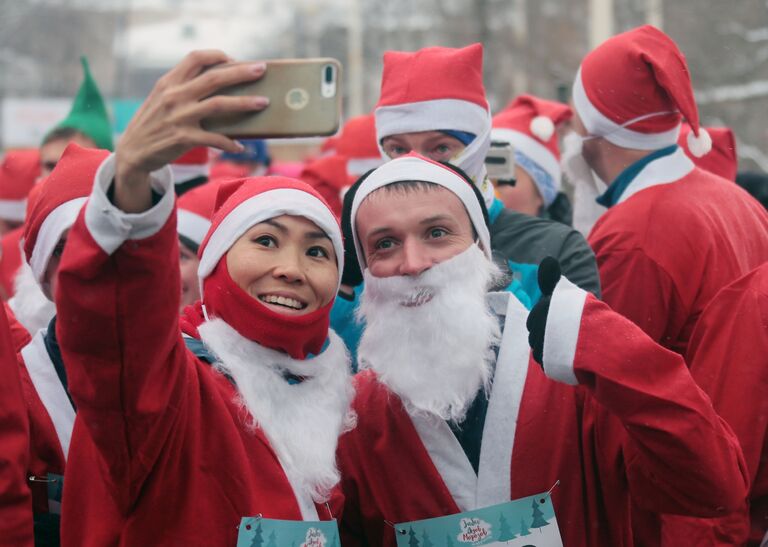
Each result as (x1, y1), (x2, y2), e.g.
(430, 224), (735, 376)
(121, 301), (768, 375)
(226, 215), (338, 316)
(52, 51), (355, 546)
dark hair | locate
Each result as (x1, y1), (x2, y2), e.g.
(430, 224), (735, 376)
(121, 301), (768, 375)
(338, 161), (490, 287)
(41, 126), (94, 147)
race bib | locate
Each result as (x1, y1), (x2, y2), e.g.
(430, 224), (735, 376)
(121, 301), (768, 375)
(394, 492), (563, 546)
(236, 516), (340, 547)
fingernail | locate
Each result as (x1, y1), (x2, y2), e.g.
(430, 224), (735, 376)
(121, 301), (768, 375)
(251, 62), (266, 75)
(235, 140), (245, 151)
(252, 96), (270, 108)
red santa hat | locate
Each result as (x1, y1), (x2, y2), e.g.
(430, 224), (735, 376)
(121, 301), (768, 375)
(573, 25), (711, 157)
(0, 149), (40, 222)
(335, 114), (383, 176)
(198, 177), (344, 286)
(194, 177), (344, 359)
(374, 44), (495, 205)
(678, 124), (737, 181)
(318, 134), (339, 158)
(170, 146), (210, 186)
(349, 153), (491, 269)
(176, 181), (221, 249)
(491, 95), (572, 205)
(299, 155), (350, 218)
(23, 143), (109, 283)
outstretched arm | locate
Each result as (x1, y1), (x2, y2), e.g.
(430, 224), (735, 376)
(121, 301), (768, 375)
(528, 258), (748, 517)
(55, 50), (268, 511)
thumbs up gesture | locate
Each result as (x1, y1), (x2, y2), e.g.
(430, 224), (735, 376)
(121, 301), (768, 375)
(526, 257), (562, 365)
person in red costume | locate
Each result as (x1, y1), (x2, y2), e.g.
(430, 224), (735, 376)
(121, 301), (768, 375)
(336, 153), (748, 547)
(0, 301), (33, 547)
(54, 50), (355, 546)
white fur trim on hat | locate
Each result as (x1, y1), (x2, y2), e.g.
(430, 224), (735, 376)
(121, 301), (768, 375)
(572, 68), (681, 150)
(375, 98), (494, 205)
(0, 198), (27, 222)
(686, 127), (712, 158)
(491, 128), (562, 184)
(29, 197), (87, 284)
(530, 116), (555, 142)
(350, 156), (491, 269)
(197, 188), (344, 288)
(375, 99), (489, 141)
(177, 209), (212, 246)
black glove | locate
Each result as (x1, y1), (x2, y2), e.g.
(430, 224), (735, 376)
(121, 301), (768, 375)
(526, 257), (562, 366)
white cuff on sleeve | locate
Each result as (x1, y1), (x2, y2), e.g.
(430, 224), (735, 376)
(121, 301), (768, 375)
(85, 153), (175, 255)
(542, 276), (587, 386)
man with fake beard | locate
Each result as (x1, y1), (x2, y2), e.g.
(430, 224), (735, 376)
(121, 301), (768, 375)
(336, 153), (748, 547)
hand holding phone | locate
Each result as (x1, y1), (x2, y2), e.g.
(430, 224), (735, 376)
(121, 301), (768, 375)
(114, 50), (268, 212)
(201, 58), (342, 139)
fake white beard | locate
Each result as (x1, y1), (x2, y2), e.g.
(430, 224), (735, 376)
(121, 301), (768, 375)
(357, 244), (502, 423)
(197, 319), (356, 504)
(8, 261), (56, 335)
(561, 132), (609, 237)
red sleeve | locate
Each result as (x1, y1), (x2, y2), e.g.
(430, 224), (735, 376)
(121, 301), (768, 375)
(0, 299), (33, 546)
(55, 156), (188, 512)
(660, 268), (768, 545)
(596, 248), (687, 350)
(541, 279), (749, 518)
(3, 303), (30, 351)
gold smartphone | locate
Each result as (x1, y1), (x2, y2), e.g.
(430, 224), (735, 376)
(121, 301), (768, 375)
(202, 58), (342, 138)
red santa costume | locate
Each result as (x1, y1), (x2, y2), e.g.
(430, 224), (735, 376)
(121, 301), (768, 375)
(657, 262), (768, 546)
(55, 152), (355, 545)
(336, 154), (748, 547)
(12, 144), (106, 542)
(576, 26), (768, 356)
(0, 301), (33, 547)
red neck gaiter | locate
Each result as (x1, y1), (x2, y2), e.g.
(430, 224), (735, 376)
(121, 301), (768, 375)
(198, 259), (332, 360)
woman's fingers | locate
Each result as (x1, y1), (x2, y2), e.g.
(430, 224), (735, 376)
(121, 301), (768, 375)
(183, 93), (270, 122)
(158, 49), (232, 88)
(179, 61), (267, 101)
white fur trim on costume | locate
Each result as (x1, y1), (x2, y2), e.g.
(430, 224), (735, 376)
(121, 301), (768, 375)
(542, 276), (587, 386)
(21, 330), (75, 460)
(197, 318), (355, 516)
(491, 128), (562, 183)
(29, 197), (87, 284)
(0, 199), (27, 222)
(346, 157), (384, 176)
(170, 163), (209, 184)
(84, 153), (175, 256)
(686, 127), (712, 157)
(409, 291), (531, 510)
(349, 156), (491, 268)
(530, 116), (555, 142)
(410, 412), (478, 512)
(9, 261), (56, 333)
(618, 146), (694, 204)
(572, 68), (681, 150)
(177, 209), (211, 246)
(197, 188), (343, 285)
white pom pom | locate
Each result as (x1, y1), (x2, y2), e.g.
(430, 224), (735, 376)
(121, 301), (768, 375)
(686, 127), (712, 158)
(530, 116), (555, 142)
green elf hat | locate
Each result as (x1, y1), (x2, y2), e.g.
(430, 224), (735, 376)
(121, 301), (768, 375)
(49, 56), (114, 151)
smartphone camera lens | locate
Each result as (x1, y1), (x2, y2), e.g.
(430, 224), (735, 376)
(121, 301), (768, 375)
(324, 65), (334, 83)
